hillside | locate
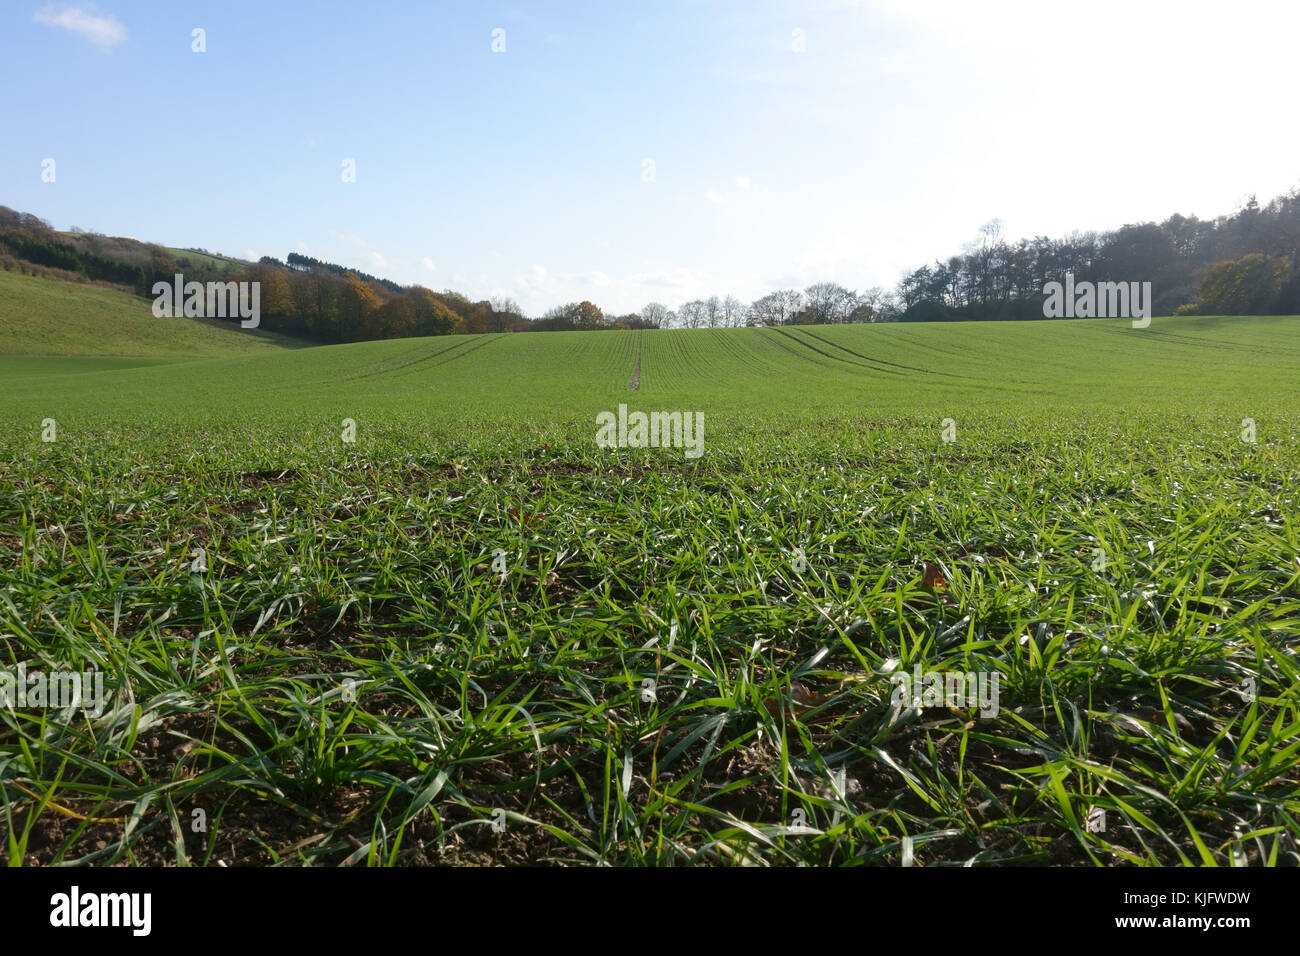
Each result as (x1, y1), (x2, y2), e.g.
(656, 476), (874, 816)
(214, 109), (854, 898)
(0, 270), (304, 358)
(162, 246), (250, 273)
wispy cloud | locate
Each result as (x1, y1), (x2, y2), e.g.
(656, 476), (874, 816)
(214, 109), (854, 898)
(33, 4), (126, 51)
(506, 262), (765, 314)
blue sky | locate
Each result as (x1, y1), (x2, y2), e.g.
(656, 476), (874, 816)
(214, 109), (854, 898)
(4, 0), (1299, 314)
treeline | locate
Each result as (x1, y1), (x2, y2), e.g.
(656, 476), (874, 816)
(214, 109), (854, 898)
(0, 208), (173, 294)
(0, 206), (524, 342)
(277, 253), (403, 293)
(3, 186), (1297, 346)
(248, 266), (516, 341)
(892, 188), (1300, 321)
(619, 187), (1300, 328)
(473, 187), (1300, 329)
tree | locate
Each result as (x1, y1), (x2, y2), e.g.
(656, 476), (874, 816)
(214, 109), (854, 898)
(748, 289), (803, 326)
(640, 302), (670, 328)
(606, 312), (642, 329)
(704, 295), (722, 327)
(406, 286), (458, 335)
(677, 299), (707, 329)
(849, 286), (891, 322)
(722, 295), (747, 327)
(298, 273), (341, 341)
(1196, 254), (1289, 315)
(361, 295), (413, 339)
(435, 290), (490, 334)
(541, 304), (571, 331)
(489, 296), (525, 332)
(255, 263), (294, 320)
(338, 272), (382, 342)
(1095, 223), (1179, 290)
(803, 282), (857, 324)
(563, 300), (605, 330)
(964, 219), (1007, 309)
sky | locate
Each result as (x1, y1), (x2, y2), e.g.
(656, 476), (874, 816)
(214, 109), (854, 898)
(4, 0), (1299, 315)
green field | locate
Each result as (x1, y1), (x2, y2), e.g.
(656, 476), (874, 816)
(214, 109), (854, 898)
(2, 314), (1298, 866)
(162, 247), (251, 274)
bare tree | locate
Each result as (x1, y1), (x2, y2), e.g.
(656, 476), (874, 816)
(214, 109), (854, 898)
(722, 294), (747, 327)
(488, 295), (525, 331)
(748, 292), (781, 326)
(704, 295), (722, 327)
(490, 295), (522, 315)
(849, 286), (890, 322)
(777, 289), (805, 325)
(749, 289), (805, 326)
(678, 299), (707, 329)
(640, 302), (670, 329)
(803, 282), (858, 324)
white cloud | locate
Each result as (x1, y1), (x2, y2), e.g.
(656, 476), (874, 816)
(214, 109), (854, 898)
(706, 187), (723, 203)
(420, 257), (436, 272)
(369, 251), (390, 272)
(34, 4), (126, 51)
(626, 267), (698, 289)
(734, 175), (751, 189)
(294, 240), (310, 252)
